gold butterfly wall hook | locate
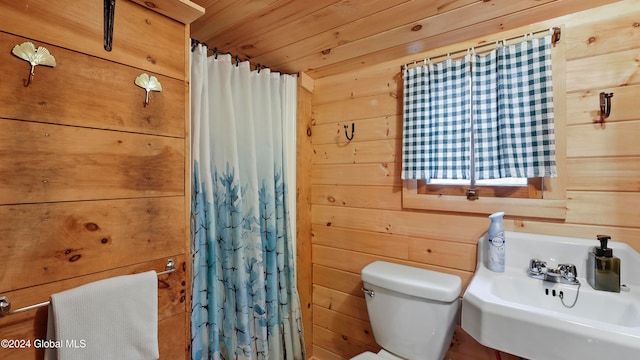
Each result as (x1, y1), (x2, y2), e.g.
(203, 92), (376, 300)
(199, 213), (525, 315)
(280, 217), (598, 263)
(12, 42), (56, 87)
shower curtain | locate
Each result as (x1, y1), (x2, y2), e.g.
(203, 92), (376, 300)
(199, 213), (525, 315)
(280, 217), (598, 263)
(190, 45), (304, 360)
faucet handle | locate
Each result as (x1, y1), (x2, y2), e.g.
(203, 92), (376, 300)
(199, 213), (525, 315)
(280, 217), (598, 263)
(529, 259), (547, 275)
(559, 264), (578, 280)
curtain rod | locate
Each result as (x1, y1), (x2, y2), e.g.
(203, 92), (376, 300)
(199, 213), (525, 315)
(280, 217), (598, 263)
(190, 38), (269, 72)
(403, 27), (561, 70)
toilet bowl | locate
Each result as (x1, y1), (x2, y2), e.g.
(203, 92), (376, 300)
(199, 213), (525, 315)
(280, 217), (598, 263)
(352, 349), (404, 360)
(350, 261), (462, 360)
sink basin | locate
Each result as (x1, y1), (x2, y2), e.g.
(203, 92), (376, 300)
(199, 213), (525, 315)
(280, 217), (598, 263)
(462, 231), (640, 360)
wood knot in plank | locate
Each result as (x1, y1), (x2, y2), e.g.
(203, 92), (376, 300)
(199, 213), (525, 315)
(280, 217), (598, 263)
(411, 24), (422, 32)
(85, 222), (99, 231)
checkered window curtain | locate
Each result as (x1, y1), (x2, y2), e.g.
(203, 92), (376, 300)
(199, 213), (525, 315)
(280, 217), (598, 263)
(402, 57), (471, 179)
(402, 35), (557, 180)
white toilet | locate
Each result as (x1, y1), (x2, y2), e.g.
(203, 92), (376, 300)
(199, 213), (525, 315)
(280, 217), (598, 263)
(351, 261), (462, 360)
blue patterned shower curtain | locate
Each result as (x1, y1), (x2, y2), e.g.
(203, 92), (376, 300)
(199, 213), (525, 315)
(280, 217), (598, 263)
(190, 45), (304, 360)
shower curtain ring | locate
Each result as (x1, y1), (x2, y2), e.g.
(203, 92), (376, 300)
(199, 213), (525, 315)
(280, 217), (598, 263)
(344, 123), (355, 141)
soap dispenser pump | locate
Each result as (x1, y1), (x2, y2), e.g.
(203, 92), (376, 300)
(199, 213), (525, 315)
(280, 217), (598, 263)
(586, 235), (620, 292)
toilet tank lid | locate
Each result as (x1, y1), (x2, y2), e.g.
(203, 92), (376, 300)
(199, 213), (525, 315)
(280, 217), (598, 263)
(361, 261), (462, 302)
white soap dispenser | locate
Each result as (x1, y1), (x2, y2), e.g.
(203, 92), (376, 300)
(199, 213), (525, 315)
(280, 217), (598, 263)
(487, 211), (506, 272)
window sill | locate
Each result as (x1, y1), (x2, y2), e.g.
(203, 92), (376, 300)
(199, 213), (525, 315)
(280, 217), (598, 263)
(402, 180), (567, 220)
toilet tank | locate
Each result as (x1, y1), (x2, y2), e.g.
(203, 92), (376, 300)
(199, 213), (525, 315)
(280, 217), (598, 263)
(361, 261), (462, 360)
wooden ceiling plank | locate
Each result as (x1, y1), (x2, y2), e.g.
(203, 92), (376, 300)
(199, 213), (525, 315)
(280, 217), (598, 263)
(199, 0), (479, 58)
(193, 0), (220, 9)
(250, 0), (438, 68)
(189, 0), (622, 78)
(305, 0), (620, 78)
(271, 0), (559, 72)
(196, 0), (344, 55)
(435, 0), (481, 13)
(249, 0), (502, 71)
(191, 0), (281, 40)
(220, 0), (414, 61)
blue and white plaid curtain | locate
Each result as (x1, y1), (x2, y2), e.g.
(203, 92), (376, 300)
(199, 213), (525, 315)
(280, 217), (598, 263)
(402, 34), (557, 180)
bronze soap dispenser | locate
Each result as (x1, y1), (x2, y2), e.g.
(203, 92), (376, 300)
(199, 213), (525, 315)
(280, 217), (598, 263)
(587, 235), (620, 292)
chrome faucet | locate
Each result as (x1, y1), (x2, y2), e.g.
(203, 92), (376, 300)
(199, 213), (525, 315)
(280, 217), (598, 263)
(558, 264), (578, 284)
(527, 259), (580, 285)
(528, 259), (547, 280)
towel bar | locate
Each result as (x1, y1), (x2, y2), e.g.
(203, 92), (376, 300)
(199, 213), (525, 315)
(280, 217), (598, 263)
(0, 258), (176, 316)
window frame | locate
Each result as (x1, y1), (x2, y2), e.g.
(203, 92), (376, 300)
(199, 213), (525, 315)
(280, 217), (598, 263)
(401, 26), (567, 220)
(419, 177), (542, 199)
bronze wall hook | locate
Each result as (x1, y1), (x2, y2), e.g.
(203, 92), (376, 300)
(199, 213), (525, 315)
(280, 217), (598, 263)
(598, 92), (614, 125)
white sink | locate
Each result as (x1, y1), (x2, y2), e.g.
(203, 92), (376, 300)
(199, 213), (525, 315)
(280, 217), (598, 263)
(462, 231), (640, 360)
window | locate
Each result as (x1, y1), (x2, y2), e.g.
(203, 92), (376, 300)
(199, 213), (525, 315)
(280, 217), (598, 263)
(401, 28), (566, 220)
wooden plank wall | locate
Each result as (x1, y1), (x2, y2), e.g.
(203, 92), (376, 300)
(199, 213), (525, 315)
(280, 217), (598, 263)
(0, 0), (191, 359)
(307, 1), (640, 359)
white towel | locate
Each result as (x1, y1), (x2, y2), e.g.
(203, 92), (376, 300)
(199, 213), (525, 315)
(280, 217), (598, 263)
(45, 271), (159, 360)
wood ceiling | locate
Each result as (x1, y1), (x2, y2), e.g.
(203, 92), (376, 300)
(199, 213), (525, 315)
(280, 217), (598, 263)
(190, 0), (619, 79)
